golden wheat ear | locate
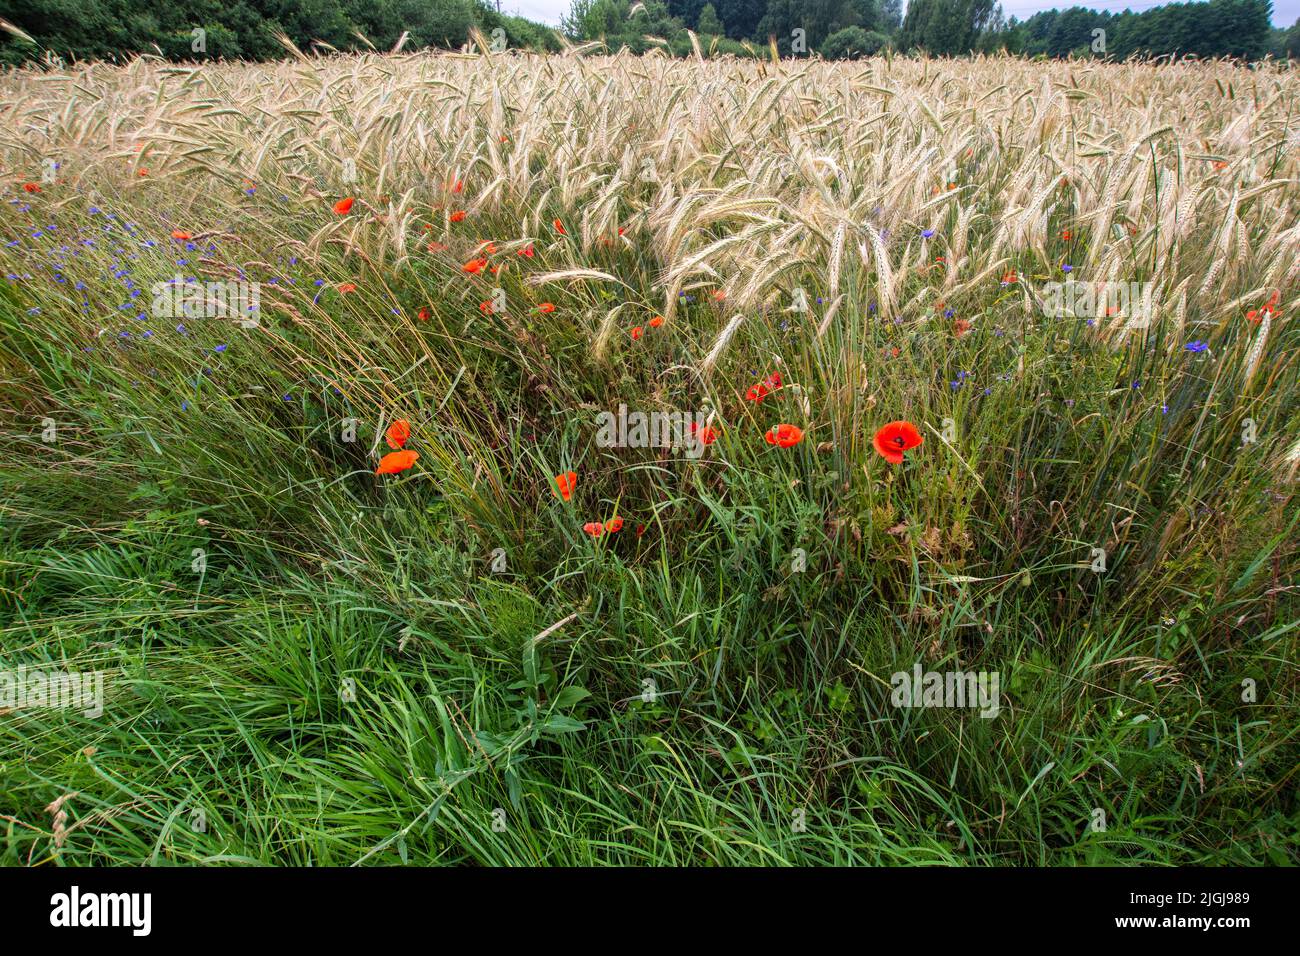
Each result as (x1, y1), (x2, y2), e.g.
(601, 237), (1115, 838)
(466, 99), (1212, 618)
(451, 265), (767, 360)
(0, 17), (37, 44)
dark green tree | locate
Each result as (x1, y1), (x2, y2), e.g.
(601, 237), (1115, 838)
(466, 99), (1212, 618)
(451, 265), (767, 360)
(821, 24), (887, 56)
(697, 2), (724, 33)
(898, 0), (998, 55)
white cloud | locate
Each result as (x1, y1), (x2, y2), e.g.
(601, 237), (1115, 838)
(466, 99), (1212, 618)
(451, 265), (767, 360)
(498, 0), (570, 26)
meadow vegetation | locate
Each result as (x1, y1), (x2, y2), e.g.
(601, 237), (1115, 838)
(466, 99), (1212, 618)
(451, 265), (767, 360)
(0, 45), (1297, 865)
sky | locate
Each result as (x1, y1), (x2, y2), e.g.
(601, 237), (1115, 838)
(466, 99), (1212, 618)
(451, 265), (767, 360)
(497, 0), (1298, 28)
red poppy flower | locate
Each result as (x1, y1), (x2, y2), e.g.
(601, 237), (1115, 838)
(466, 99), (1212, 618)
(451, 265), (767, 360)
(553, 218), (566, 235)
(478, 242), (498, 254)
(630, 326), (644, 340)
(711, 290), (726, 301)
(696, 425), (719, 446)
(376, 450), (419, 475)
(1061, 230), (1072, 241)
(648, 315), (663, 328)
(479, 301), (495, 315)
(746, 372), (782, 403)
(1246, 292), (1281, 324)
(171, 230), (192, 240)
(583, 521), (603, 537)
(449, 211), (466, 223)
(1212, 160), (1227, 171)
(517, 244), (534, 257)
(554, 471), (577, 501)
(333, 197), (355, 215)
(606, 516), (624, 533)
(538, 302), (556, 313)
(1001, 270), (1018, 284)
(137, 169), (149, 177)
(339, 283), (357, 293)
(636, 523), (646, 536)
(418, 307), (431, 321)
(385, 419), (410, 450)
(764, 423), (803, 448)
(450, 180), (464, 194)
(462, 258), (488, 274)
(873, 421), (923, 465)
(22, 182), (41, 193)
(954, 319), (972, 337)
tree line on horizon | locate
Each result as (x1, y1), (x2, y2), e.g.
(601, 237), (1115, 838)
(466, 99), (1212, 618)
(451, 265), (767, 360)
(1, 0), (1296, 65)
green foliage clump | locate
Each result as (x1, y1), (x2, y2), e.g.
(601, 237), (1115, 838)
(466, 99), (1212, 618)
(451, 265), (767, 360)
(821, 25), (889, 58)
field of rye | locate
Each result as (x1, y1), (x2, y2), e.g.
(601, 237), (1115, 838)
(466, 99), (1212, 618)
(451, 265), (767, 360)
(0, 44), (1297, 866)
